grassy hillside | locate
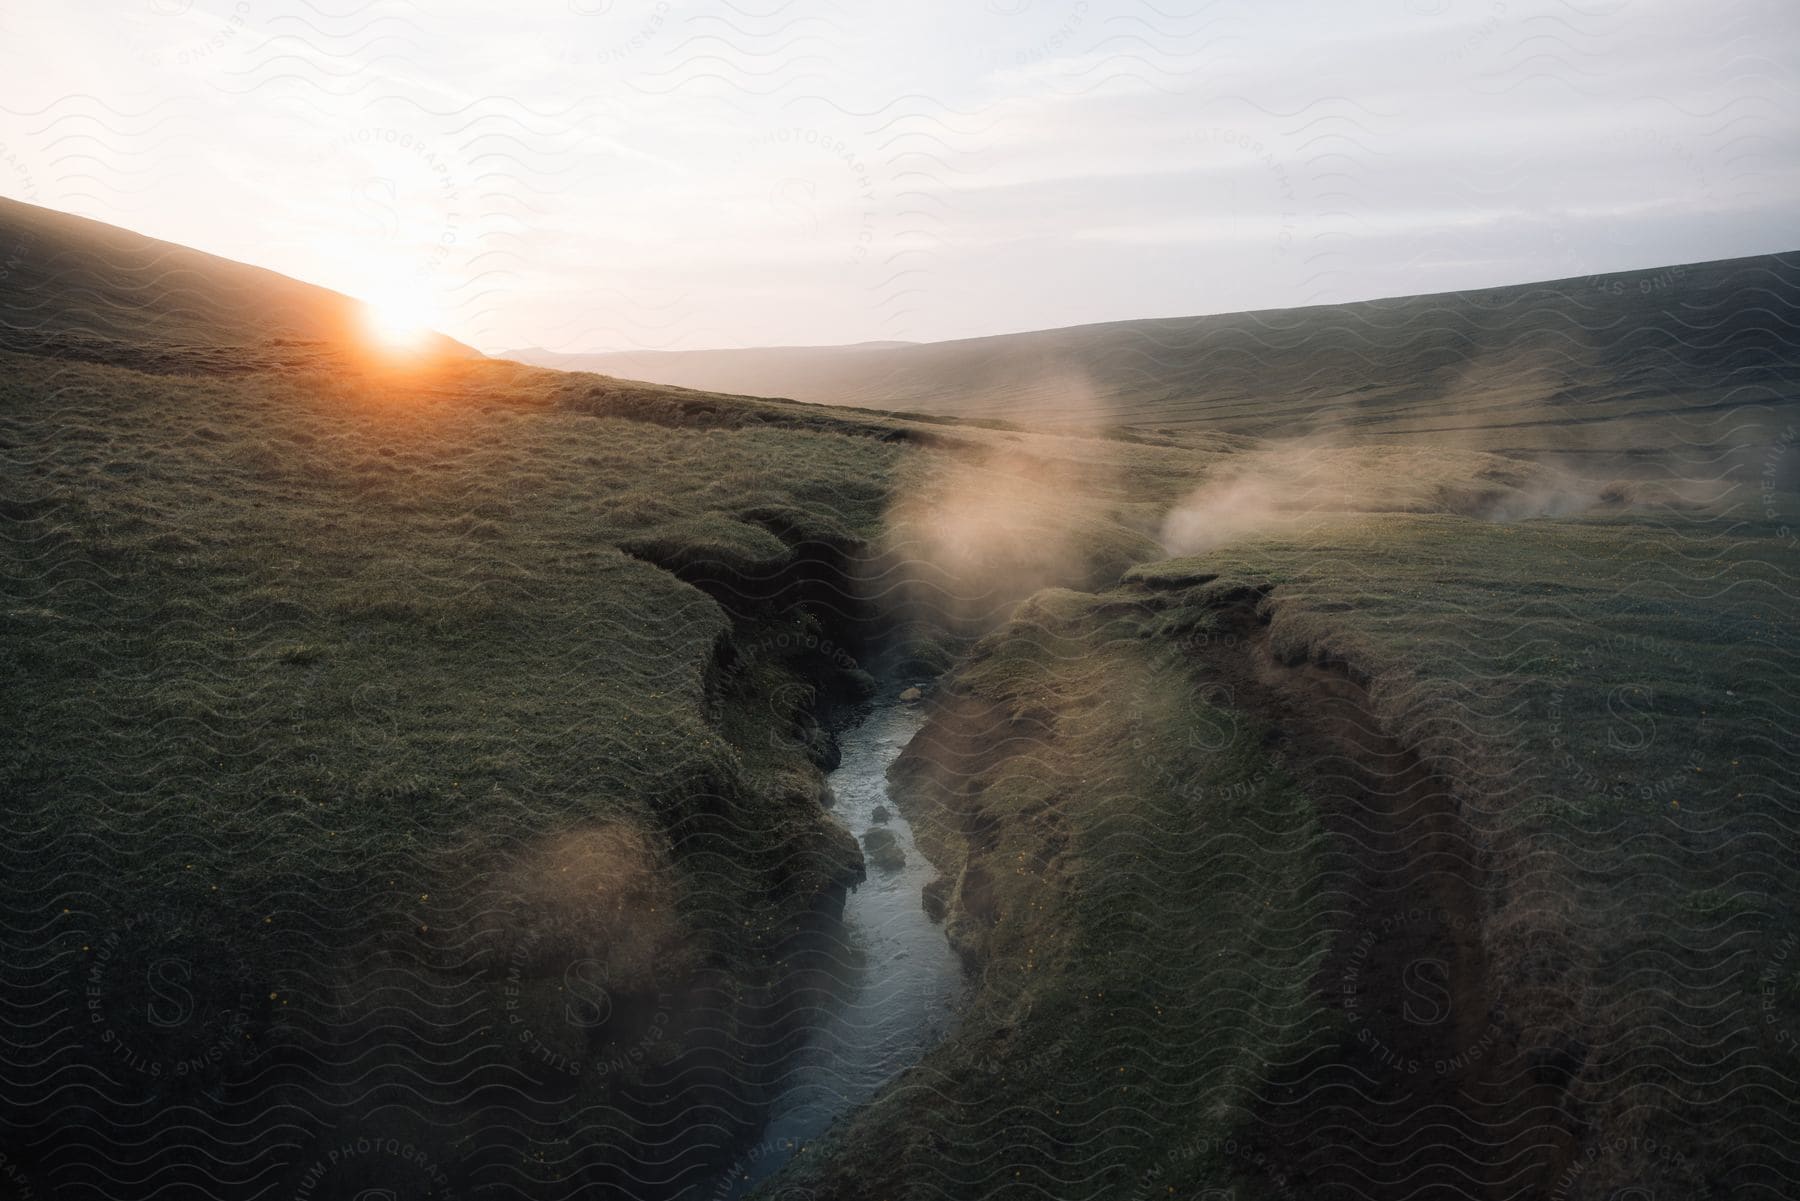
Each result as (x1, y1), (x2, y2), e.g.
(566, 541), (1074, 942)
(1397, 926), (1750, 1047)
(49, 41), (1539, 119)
(777, 502), (1800, 1200)
(5, 200), (1798, 1201)
(0, 348), (880, 1196)
(0, 195), (475, 370)
(513, 252), (1800, 471)
(774, 588), (1334, 1198)
(0, 199), (1206, 1198)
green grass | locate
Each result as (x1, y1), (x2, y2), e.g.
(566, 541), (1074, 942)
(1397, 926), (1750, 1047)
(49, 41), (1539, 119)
(9, 329), (1796, 1196)
(1125, 506), (1800, 1194)
(1132, 508), (1792, 827)
(0, 339), (1189, 1194)
(773, 501), (1797, 1198)
(510, 252), (1800, 462)
(5, 196), (1797, 1200)
(9, 336), (1796, 1195)
(0, 345), (919, 1184)
(775, 590), (1331, 1199)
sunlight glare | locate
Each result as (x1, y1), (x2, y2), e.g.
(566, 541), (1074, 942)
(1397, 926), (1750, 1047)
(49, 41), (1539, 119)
(360, 282), (438, 352)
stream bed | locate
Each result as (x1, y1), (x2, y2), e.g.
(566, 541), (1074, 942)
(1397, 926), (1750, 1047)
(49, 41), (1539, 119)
(711, 697), (965, 1198)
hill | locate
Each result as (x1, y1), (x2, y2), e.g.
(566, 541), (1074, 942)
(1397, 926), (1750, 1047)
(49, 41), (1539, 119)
(509, 253), (1800, 470)
(0, 195), (476, 371)
(3, 202), (1797, 1200)
(0, 198), (1206, 1198)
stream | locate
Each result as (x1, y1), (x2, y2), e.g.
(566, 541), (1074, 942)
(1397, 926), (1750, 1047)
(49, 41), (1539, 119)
(708, 696), (966, 1198)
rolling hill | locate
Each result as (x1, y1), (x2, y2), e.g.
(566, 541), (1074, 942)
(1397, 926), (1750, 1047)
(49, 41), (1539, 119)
(509, 252), (1800, 472)
(4, 199), (1798, 1201)
(0, 194), (476, 370)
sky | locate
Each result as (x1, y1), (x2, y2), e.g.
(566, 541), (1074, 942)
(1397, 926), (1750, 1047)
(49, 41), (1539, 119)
(0, 0), (1795, 353)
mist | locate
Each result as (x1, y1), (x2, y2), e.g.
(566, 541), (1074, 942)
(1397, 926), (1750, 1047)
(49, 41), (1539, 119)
(1155, 440), (1719, 557)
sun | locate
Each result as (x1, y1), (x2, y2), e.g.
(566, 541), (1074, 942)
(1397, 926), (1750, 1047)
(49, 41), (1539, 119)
(359, 282), (438, 352)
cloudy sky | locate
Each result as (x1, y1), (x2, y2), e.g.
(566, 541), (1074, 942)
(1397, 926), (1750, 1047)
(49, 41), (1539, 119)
(1, 0), (1795, 352)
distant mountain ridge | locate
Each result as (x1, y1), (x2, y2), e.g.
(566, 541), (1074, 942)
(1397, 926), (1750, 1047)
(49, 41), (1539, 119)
(4, 195), (1793, 465)
(506, 253), (1800, 453)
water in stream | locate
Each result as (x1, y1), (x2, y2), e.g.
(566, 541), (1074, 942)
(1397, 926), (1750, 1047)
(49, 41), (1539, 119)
(709, 698), (965, 1198)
